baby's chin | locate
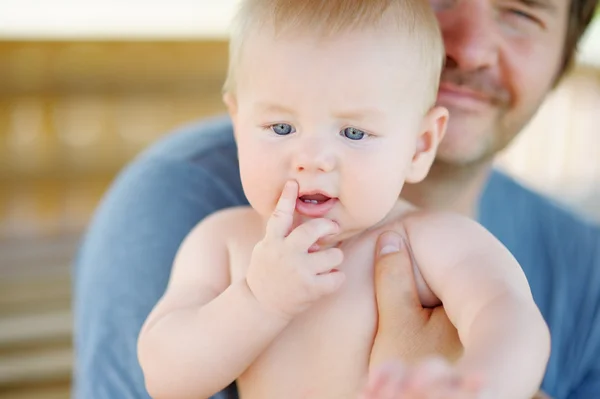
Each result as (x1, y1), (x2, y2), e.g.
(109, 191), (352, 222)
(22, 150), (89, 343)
(313, 236), (342, 251)
(292, 214), (366, 250)
(312, 226), (365, 251)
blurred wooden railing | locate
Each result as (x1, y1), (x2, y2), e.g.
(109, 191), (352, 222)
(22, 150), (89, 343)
(0, 40), (229, 239)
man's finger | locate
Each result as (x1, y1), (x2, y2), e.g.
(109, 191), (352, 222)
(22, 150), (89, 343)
(404, 357), (454, 391)
(361, 362), (407, 399)
(374, 231), (422, 324)
(265, 180), (298, 239)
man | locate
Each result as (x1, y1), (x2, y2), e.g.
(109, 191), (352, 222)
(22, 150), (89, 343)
(73, 0), (600, 397)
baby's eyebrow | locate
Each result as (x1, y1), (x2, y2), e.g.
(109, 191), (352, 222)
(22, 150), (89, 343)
(333, 107), (385, 121)
(253, 102), (296, 115)
(252, 101), (385, 121)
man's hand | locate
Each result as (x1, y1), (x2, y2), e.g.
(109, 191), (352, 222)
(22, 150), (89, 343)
(360, 358), (482, 399)
(364, 231), (550, 399)
(360, 361), (551, 399)
(369, 231), (463, 370)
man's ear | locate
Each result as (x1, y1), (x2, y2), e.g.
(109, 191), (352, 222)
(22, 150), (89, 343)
(405, 106), (448, 184)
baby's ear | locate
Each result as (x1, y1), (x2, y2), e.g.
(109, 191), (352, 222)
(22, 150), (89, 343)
(405, 106), (448, 184)
(222, 92), (238, 116)
(222, 92), (239, 136)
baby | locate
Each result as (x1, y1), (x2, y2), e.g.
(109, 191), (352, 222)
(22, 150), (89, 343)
(138, 1), (551, 398)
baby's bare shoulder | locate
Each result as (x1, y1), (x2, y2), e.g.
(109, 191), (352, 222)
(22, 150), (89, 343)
(401, 210), (492, 244)
(204, 205), (257, 225)
(194, 206), (262, 240)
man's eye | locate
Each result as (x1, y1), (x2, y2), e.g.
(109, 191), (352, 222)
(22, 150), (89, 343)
(510, 8), (536, 21)
(501, 5), (544, 29)
(270, 123), (295, 135)
(341, 127), (366, 141)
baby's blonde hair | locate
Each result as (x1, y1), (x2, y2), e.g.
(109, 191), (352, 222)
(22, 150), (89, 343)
(223, 0), (444, 109)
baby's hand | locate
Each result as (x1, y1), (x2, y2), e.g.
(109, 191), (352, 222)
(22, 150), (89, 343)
(246, 180), (345, 320)
(361, 357), (484, 399)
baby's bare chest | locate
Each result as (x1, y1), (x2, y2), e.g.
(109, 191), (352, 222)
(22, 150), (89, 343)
(230, 236), (379, 398)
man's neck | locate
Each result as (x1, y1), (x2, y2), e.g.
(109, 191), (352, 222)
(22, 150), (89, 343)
(401, 159), (493, 219)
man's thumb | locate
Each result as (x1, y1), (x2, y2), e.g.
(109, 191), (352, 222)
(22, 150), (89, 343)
(377, 231), (403, 257)
(374, 231), (420, 315)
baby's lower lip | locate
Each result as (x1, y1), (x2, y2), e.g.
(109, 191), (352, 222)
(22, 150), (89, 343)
(295, 197), (337, 218)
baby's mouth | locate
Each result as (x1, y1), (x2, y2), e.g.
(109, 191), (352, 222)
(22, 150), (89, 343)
(295, 192), (337, 218)
(299, 193), (331, 204)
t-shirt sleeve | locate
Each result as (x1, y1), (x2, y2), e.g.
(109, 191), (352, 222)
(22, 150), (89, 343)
(73, 118), (245, 399)
(560, 219), (600, 398)
(568, 363), (600, 399)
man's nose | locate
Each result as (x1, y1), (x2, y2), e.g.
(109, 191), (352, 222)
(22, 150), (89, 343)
(438, 0), (500, 71)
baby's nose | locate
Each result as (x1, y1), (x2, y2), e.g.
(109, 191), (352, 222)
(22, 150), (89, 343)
(293, 143), (335, 173)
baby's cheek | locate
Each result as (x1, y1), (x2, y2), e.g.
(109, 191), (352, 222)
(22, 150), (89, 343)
(346, 194), (395, 230)
(240, 171), (275, 214)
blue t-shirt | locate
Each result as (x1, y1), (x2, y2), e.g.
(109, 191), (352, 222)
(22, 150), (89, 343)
(74, 116), (600, 399)
(479, 172), (600, 398)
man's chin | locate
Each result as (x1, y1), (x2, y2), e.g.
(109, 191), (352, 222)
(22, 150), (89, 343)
(435, 130), (497, 167)
(434, 145), (495, 168)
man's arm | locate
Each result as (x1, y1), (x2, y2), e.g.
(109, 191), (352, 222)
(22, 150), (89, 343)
(72, 117), (245, 399)
(561, 220), (600, 399)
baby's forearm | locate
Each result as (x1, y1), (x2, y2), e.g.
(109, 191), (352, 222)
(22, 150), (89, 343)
(138, 279), (290, 399)
(456, 292), (550, 399)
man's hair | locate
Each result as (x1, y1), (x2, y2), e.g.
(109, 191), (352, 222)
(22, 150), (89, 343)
(560, 0), (598, 80)
(223, 0), (445, 108)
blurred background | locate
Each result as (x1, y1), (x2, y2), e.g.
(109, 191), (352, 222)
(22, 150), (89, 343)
(0, 1), (598, 398)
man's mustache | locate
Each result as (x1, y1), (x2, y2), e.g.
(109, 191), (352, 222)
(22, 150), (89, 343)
(440, 67), (511, 106)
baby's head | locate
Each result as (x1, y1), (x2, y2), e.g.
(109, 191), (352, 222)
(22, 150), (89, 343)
(224, 0), (448, 236)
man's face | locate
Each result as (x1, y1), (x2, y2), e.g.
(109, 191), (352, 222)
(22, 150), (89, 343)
(431, 0), (569, 165)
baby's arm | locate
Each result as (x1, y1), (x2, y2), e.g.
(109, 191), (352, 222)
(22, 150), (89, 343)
(137, 209), (290, 399)
(404, 212), (551, 398)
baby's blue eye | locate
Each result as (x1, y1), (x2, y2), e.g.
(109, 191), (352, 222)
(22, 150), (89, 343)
(270, 123), (294, 135)
(342, 127), (366, 140)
